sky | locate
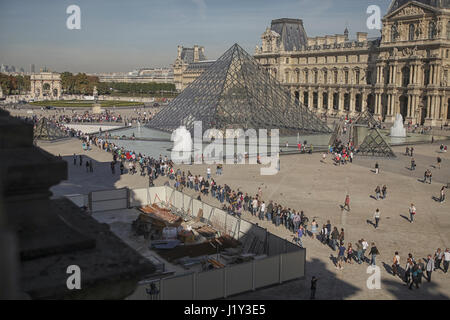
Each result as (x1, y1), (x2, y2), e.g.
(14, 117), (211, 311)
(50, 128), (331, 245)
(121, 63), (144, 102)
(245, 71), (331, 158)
(0, 0), (392, 73)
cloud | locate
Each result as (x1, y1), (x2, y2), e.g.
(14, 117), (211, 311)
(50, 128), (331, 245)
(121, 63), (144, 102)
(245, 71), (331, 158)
(192, 0), (207, 20)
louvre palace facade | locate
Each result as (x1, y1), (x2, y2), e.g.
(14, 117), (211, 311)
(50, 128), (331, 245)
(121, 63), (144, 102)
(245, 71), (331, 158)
(174, 0), (450, 126)
(254, 0), (450, 126)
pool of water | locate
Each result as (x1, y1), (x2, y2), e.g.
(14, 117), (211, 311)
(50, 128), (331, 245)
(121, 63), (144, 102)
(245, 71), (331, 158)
(99, 126), (448, 160)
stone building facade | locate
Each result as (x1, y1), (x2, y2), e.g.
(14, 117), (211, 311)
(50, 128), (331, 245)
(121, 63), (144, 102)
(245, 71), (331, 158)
(254, 1), (450, 126)
(173, 45), (215, 91)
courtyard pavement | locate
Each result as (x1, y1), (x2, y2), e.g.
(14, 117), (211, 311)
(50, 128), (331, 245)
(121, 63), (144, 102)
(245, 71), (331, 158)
(37, 138), (450, 300)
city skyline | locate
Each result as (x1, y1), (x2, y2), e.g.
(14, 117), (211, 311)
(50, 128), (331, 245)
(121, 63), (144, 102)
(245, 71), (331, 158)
(0, 0), (390, 73)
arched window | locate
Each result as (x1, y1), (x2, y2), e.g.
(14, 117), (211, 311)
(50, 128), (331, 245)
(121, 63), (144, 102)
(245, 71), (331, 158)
(314, 70), (318, 84)
(344, 70), (349, 84)
(323, 70), (328, 84)
(429, 21), (436, 39)
(334, 70), (338, 84)
(409, 24), (415, 41)
(295, 69), (300, 83)
(304, 69), (309, 83)
(355, 69), (360, 85)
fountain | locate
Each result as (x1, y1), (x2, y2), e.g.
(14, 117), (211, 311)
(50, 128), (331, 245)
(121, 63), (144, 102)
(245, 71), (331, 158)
(390, 114), (407, 138)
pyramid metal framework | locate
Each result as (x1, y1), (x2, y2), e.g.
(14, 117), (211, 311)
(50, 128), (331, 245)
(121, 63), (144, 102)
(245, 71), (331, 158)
(353, 110), (380, 128)
(357, 128), (396, 158)
(148, 44), (331, 134)
(34, 118), (69, 141)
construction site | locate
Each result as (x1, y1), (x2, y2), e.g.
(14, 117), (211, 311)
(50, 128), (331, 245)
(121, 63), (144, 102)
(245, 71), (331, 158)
(66, 186), (305, 300)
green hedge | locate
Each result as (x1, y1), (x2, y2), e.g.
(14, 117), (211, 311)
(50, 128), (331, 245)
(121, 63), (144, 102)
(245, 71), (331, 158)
(30, 100), (145, 108)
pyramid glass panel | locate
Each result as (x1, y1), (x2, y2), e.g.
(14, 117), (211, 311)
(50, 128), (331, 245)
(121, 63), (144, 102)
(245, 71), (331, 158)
(357, 128), (396, 158)
(148, 43), (331, 134)
(34, 118), (69, 141)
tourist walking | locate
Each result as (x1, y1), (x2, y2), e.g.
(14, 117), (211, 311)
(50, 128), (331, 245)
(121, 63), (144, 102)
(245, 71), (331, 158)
(355, 240), (363, 264)
(437, 157), (442, 169)
(342, 195), (350, 211)
(110, 161), (115, 175)
(404, 258), (414, 284)
(331, 227), (339, 251)
(296, 225), (304, 248)
(373, 208), (381, 229)
(89, 160), (93, 173)
(311, 219), (318, 239)
(369, 243), (379, 266)
(410, 158), (416, 171)
(444, 248), (450, 273)
(409, 203), (416, 223)
(382, 185), (387, 199)
(434, 248), (443, 271)
(120, 162), (124, 175)
(337, 242), (346, 270)
(361, 239), (369, 263)
(392, 252), (400, 276)
(409, 263), (422, 290)
(375, 162), (379, 174)
(375, 186), (381, 200)
(73, 154), (77, 166)
(440, 186), (446, 203)
(259, 201), (265, 221)
(425, 255), (435, 282)
(79, 155), (83, 166)
(86, 160), (90, 173)
(410, 147), (414, 157)
(346, 243), (353, 264)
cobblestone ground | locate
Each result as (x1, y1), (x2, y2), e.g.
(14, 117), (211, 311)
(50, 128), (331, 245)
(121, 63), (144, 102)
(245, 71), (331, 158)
(38, 138), (450, 300)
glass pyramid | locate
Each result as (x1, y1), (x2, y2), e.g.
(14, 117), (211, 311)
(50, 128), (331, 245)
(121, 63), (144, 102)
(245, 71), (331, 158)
(148, 43), (331, 134)
(357, 128), (396, 158)
(34, 118), (69, 141)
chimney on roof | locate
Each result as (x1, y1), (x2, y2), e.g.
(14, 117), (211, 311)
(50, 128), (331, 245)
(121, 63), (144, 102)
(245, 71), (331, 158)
(194, 45), (199, 62)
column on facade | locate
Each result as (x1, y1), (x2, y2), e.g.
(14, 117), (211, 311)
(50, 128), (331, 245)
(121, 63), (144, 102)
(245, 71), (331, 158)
(407, 94), (413, 118)
(338, 90), (344, 113)
(328, 89), (333, 111)
(361, 91), (367, 113)
(426, 95), (432, 119)
(350, 90), (356, 114)
(308, 90), (313, 110)
(387, 94), (392, 116)
(318, 89), (323, 111)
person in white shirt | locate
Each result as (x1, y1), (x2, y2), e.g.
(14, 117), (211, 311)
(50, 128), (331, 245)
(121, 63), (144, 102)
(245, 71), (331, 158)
(206, 167), (211, 179)
(361, 239), (369, 262)
(444, 248), (450, 273)
(373, 209), (381, 229)
(252, 198), (258, 217)
(259, 201), (265, 221)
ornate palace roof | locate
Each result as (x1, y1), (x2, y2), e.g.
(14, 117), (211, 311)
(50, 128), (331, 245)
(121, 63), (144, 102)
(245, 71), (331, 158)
(270, 18), (308, 51)
(387, 0), (450, 14)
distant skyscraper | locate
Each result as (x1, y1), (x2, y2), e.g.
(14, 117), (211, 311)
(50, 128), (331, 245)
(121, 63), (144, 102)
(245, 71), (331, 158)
(11, 66), (16, 72)
(31, 64), (35, 73)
